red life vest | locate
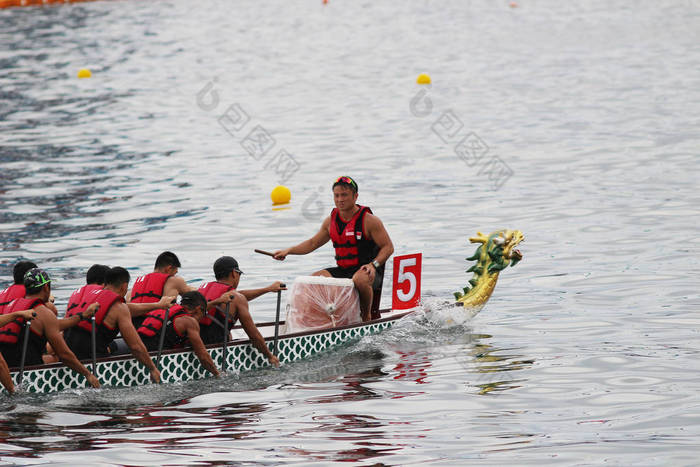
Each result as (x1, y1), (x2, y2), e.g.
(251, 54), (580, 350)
(130, 272), (169, 303)
(198, 281), (234, 326)
(329, 205), (375, 268)
(0, 284), (25, 314)
(68, 288), (122, 333)
(66, 284), (103, 315)
(0, 297), (44, 345)
(137, 305), (188, 338)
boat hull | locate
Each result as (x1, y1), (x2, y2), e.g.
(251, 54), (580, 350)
(6, 310), (410, 394)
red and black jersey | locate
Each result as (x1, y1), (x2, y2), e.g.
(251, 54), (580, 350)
(67, 288), (122, 334)
(0, 297), (43, 345)
(197, 281), (237, 344)
(130, 272), (169, 303)
(329, 205), (378, 269)
(0, 284), (25, 314)
(137, 305), (189, 351)
(66, 284), (103, 316)
(138, 304), (188, 338)
(63, 289), (123, 359)
(198, 281), (235, 326)
(0, 296), (49, 367)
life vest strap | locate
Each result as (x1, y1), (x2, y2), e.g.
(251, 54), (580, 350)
(131, 292), (162, 300)
(332, 241), (356, 248)
(207, 306), (237, 330)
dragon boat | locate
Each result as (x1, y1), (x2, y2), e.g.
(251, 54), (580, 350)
(3, 230), (523, 395)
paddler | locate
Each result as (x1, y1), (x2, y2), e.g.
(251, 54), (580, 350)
(64, 267), (161, 383)
(0, 269), (101, 388)
(0, 307), (37, 394)
(137, 291), (220, 377)
(273, 176), (394, 321)
(63, 264), (175, 352)
(128, 251), (194, 327)
(0, 261), (61, 317)
(0, 261), (37, 314)
(197, 256), (281, 367)
(64, 264), (110, 317)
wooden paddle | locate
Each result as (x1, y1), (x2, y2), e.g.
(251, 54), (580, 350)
(254, 249), (276, 257)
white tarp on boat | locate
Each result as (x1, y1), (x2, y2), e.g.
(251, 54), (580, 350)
(283, 276), (361, 333)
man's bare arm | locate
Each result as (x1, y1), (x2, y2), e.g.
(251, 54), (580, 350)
(41, 307), (100, 388)
(179, 318), (219, 377)
(206, 290), (236, 310)
(273, 217), (331, 260)
(239, 282), (286, 301)
(163, 276), (195, 298)
(0, 355), (15, 394)
(58, 303), (99, 331)
(0, 309), (35, 328)
(46, 301), (59, 315)
(127, 295), (177, 318)
(238, 308), (279, 367)
(365, 214), (394, 265)
(115, 304), (161, 383)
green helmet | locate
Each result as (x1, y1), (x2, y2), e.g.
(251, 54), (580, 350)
(23, 268), (52, 290)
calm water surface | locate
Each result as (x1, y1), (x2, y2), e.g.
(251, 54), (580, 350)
(1, 0), (699, 464)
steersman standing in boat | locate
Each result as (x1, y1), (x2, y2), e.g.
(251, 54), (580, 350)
(273, 176), (394, 321)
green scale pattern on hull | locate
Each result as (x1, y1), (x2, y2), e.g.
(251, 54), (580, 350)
(7, 319), (396, 394)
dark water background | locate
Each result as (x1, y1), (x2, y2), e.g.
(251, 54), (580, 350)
(1, 0), (699, 464)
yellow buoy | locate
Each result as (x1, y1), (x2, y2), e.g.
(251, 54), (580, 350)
(416, 73), (431, 85)
(271, 185), (291, 205)
(77, 68), (92, 79)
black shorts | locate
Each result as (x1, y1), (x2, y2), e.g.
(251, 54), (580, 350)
(324, 265), (385, 290)
(64, 328), (111, 360)
(324, 266), (361, 279)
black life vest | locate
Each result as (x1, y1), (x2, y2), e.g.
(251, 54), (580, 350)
(130, 272), (169, 303)
(0, 284), (25, 314)
(0, 297), (44, 345)
(329, 205), (377, 269)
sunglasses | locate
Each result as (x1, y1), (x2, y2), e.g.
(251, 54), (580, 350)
(334, 176), (358, 191)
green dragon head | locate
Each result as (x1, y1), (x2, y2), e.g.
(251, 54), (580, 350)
(454, 229), (524, 309)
